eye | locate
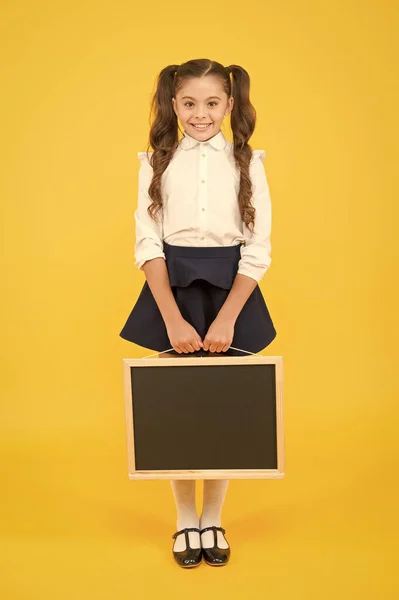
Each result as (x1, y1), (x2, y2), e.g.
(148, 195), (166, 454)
(183, 101), (218, 107)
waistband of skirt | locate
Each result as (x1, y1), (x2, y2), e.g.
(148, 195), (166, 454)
(163, 240), (243, 259)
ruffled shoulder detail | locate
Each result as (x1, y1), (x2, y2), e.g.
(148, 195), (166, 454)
(137, 151), (153, 165)
(252, 149), (266, 162)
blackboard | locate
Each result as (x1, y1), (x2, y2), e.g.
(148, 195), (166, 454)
(122, 355), (285, 480)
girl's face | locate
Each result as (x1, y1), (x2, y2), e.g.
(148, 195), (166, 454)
(172, 75), (234, 141)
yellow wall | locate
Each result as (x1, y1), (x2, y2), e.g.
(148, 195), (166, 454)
(1, 0), (398, 597)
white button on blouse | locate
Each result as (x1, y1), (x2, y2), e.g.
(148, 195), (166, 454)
(134, 129), (272, 283)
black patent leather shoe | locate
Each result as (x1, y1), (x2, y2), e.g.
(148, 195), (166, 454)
(200, 526), (231, 566)
(172, 527), (202, 568)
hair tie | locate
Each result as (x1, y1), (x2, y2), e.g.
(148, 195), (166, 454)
(226, 66), (231, 75)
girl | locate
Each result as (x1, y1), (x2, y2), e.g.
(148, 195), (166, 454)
(120, 58), (277, 568)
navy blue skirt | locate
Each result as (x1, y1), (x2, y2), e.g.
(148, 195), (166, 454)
(119, 241), (277, 357)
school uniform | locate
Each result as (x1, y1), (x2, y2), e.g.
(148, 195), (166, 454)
(119, 129), (277, 356)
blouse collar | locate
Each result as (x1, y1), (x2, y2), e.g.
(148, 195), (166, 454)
(179, 129), (227, 151)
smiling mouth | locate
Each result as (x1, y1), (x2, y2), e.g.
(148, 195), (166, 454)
(190, 123), (212, 130)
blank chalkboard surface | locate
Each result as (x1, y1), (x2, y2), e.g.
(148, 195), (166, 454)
(122, 355), (284, 480)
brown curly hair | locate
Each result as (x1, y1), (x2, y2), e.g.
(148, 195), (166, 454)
(143, 58), (257, 233)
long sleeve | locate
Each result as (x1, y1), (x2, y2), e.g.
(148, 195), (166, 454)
(237, 150), (272, 283)
(134, 151), (166, 270)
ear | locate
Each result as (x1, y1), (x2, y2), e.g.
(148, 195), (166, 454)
(172, 97), (178, 116)
(225, 96), (234, 116)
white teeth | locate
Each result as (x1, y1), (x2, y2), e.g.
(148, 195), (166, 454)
(192, 124), (211, 129)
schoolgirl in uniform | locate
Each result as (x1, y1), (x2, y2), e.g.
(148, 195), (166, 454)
(120, 58), (277, 568)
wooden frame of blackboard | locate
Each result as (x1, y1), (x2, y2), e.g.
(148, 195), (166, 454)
(122, 355), (284, 480)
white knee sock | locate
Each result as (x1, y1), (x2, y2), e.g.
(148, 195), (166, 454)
(170, 480), (200, 551)
(199, 479), (230, 549)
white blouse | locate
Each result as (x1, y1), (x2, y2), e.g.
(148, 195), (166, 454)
(134, 129), (272, 283)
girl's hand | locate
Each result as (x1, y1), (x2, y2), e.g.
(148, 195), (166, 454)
(165, 316), (204, 354)
(203, 316), (235, 353)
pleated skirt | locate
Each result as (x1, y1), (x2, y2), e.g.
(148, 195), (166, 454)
(119, 241), (277, 356)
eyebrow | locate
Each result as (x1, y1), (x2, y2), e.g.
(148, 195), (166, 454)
(181, 96), (222, 100)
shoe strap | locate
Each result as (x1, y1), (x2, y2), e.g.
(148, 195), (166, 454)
(172, 527), (200, 539)
(200, 526), (226, 535)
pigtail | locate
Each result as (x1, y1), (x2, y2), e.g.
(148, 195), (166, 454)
(228, 64), (257, 233)
(146, 64), (180, 222)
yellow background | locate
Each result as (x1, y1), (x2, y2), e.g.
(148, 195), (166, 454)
(1, 0), (398, 597)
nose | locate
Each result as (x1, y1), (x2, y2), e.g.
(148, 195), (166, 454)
(193, 107), (209, 119)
